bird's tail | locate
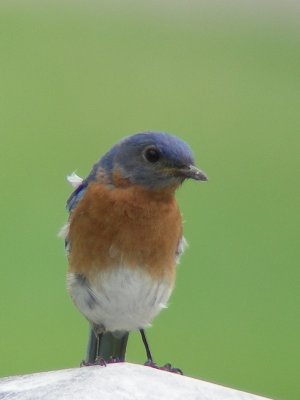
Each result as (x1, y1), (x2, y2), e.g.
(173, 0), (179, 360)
(85, 328), (129, 363)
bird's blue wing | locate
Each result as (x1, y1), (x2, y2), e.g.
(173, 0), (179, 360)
(66, 182), (87, 213)
(61, 176), (88, 254)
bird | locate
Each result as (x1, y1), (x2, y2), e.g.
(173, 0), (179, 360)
(61, 131), (207, 372)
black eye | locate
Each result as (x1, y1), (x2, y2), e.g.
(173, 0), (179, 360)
(144, 146), (160, 163)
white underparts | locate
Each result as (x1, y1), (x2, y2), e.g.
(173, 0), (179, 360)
(67, 267), (173, 333)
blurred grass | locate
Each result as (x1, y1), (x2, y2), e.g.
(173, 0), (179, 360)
(0, 2), (299, 400)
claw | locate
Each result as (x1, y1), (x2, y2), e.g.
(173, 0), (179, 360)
(144, 359), (159, 369)
(80, 356), (125, 367)
(80, 357), (107, 367)
(161, 363), (183, 374)
(144, 360), (183, 375)
(94, 357), (107, 366)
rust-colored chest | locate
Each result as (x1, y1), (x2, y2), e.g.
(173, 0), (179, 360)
(68, 183), (182, 281)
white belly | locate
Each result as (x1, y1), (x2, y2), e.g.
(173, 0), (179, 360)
(67, 267), (173, 333)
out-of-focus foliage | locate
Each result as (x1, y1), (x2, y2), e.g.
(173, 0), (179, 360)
(0, 2), (299, 400)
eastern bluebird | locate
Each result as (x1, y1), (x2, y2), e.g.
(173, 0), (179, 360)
(61, 131), (207, 372)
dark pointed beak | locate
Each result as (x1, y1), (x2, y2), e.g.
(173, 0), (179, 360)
(177, 165), (208, 181)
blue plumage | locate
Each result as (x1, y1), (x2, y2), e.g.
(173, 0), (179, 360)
(88, 132), (201, 188)
(67, 183), (87, 212)
(67, 131), (207, 211)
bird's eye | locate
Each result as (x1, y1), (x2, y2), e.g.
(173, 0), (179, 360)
(144, 146), (160, 163)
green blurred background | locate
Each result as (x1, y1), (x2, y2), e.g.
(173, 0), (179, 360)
(0, 1), (299, 399)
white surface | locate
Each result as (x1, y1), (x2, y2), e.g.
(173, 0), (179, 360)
(0, 362), (271, 400)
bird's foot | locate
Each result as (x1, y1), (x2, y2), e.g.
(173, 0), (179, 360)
(144, 359), (159, 369)
(80, 356), (124, 367)
(80, 357), (107, 367)
(144, 360), (183, 375)
(160, 363), (183, 375)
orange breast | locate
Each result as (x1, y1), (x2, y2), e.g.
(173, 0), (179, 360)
(68, 182), (182, 283)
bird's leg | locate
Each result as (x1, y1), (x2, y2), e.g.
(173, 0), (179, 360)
(81, 329), (106, 366)
(94, 332), (108, 365)
(140, 329), (183, 375)
(140, 328), (160, 370)
(140, 329), (154, 363)
(82, 328), (129, 366)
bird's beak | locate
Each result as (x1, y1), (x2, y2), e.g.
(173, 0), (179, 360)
(177, 165), (208, 181)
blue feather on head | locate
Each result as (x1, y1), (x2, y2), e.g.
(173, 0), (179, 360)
(89, 131), (207, 189)
(67, 132), (207, 211)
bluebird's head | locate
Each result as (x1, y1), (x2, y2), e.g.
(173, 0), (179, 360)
(89, 132), (207, 189)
